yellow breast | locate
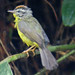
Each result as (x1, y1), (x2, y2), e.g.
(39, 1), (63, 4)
(13, 14), (39, 47)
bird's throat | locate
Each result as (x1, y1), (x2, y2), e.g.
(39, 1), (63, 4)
(13, 14), (20, 28)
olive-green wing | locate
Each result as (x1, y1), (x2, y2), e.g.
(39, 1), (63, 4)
(18, 20), (43, 46)
(31, 17), (50, 44)
(18, 17), (50, 46)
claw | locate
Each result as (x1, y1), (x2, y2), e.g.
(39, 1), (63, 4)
(26, 52), (29, 58)
(22, 50), (29, 58)
(22, 45), (36, 57)
(30, 46), (36, 56)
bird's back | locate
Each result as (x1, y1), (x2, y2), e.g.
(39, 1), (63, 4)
(18, 16), (50, 47)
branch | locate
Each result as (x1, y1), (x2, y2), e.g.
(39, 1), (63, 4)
(48, 44), (75, 52)
(44, 0), (58, 22)
(35, 44), (75, 55)
(35, 50), (75, 75)
(0, 44), (75, 64)
(57, 50), (75, 63)
(0, 53), (27, 64)
(0, 44), (75, 75)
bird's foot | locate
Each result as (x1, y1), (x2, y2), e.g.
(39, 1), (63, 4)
(30, 46), (36, 56)
(22, 49), (29, 58)
(22, 45), (36, 57)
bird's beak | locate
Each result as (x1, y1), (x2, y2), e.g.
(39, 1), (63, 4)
(8, 10), (15, 13)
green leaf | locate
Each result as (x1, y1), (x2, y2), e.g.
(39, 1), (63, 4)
(0, 61), (13, 75)
(62, 0), (75, 27)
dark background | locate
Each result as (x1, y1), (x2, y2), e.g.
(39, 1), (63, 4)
(0, 0), (75, 75)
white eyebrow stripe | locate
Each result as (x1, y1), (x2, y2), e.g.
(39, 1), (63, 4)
(17, 9), (25, 12)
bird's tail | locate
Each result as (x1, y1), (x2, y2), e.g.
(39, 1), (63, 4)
(39, 44), (58, 70)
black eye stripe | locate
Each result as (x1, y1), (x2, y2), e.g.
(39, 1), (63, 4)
(16, 9), (26, 13)
(17, 11), (21, 13)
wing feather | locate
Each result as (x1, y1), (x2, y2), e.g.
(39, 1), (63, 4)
(18, 20), (42, 46)
(18, 17), (50, 46)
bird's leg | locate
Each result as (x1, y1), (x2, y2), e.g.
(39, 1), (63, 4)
(22, 45), (36, 57)
(30, 46), (36, 56)
(30, 42), (38, 56)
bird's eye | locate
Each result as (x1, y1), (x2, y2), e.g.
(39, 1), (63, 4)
(17, 11), (21, 13)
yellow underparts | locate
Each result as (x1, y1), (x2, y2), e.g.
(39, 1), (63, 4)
(13, 14), (39, 47)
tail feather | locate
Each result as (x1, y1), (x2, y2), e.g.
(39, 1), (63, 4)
(39, 44), (58, 70)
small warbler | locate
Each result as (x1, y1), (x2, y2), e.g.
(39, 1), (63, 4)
(8, 5), (58, 70)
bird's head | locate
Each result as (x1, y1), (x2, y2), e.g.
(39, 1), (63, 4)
(8, 5), (32, 19)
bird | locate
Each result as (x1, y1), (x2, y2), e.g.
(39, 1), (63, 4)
(8, 5), (58, 70)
